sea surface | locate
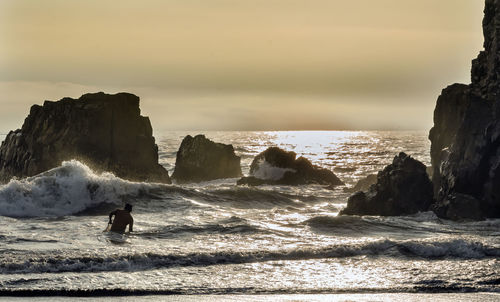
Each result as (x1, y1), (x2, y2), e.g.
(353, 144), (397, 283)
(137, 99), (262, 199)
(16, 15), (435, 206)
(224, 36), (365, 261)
(0, 131), (499, 299)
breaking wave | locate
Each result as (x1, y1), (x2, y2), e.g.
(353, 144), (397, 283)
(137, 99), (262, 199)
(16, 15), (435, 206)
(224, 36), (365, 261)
(2, 238), (498, 274)
(0, 160), (155, 217)
(251, 159), (295, 180)
(0, 160), (321, 217)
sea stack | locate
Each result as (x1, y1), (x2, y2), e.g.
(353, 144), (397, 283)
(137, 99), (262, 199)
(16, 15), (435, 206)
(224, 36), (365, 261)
(429, 0), (500, 219)
(0, 92), (171, 183)
(172, 134), (242, 183)
(237, 147), (344, 186)
(340, 152), (433, 216)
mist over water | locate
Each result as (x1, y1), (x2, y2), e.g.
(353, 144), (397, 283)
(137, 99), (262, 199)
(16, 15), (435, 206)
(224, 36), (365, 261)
(1, 131), (499, 295)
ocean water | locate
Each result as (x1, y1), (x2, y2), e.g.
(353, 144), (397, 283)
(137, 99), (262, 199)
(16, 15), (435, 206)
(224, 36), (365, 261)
(0, 131), (499, 298)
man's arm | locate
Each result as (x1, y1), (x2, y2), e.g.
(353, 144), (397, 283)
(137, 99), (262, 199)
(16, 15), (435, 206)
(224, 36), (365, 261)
(108, 210), (117, 224)
(128, 217), (133, 232)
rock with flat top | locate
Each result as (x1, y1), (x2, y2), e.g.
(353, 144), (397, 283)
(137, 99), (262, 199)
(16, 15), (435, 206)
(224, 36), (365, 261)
(0, 92), (170, 183)
(172, 134), (242, 183)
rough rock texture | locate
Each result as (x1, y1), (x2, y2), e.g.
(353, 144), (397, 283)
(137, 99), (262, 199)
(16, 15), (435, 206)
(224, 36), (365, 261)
(430, 193), (484, 221)
(340, 153), (433, 216)
(429, 0), (500, 219)
(172, 134), (242, 183)
(0, 92), (171, 183)
(237, 147), (343, 186)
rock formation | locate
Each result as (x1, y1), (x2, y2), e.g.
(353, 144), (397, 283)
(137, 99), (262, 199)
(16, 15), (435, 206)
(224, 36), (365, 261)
(0, 92), (171, 183)
(237, 147), (344, 186)
(172, 134), (242, 183)
(429, 0), (500, 219)
(340, 153), (433, 216)
(430, 193), (484, 221)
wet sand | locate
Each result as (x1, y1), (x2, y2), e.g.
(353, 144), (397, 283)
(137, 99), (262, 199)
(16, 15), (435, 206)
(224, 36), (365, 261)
(1, 293), (500, 302)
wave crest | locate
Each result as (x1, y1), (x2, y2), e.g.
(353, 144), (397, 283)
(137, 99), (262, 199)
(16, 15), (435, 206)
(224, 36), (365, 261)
(0, 160), (155, 217)
(2, 238), (498, 274)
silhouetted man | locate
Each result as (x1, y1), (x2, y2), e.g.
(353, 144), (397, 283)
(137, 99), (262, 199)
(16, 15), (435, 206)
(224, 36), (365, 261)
(108, 204), (133, 233)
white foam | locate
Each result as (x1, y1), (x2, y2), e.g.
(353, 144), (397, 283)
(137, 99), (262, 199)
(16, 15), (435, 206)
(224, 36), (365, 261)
(2, 237), (498, 274)
(0, 160), (153, 217)
(251, 159), (295, 180)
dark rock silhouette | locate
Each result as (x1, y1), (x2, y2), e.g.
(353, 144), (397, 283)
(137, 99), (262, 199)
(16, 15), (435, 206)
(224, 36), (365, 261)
(237, 147), (343, 186)
(0, 92), (171, 183)
(172, 134), (242, 183)
(340, 153), (433, 216)
(429, 0), (500, 219)
(430, 193), (484, 221)
(344, 167), (432, 194)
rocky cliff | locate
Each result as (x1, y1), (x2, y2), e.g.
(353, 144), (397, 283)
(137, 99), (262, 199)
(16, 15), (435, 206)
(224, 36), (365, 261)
(172, 134), (242, 183)
(429, 0), (500, 219)
(0, 92), (171, 183)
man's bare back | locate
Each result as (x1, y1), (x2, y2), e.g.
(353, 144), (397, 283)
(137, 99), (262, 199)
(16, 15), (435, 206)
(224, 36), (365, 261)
(109, 204), (133, 233)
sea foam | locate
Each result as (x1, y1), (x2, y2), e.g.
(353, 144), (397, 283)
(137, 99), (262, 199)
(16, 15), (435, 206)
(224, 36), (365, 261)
(252, 159), (295, 180)
(0, 160), (153, 217)
(1, 237), (498, 274)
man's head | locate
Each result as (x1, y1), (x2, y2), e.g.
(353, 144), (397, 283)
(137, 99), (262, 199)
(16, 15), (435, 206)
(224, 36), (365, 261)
(124, 203), (133, 212)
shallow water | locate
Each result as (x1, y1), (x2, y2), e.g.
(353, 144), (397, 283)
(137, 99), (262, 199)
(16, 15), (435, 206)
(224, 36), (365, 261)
(0, 131), (499, 295)
(2, 293), (500, 302)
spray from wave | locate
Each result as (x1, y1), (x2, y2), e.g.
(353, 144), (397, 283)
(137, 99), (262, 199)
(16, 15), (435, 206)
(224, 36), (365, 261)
(251, 159), (295, 180)
(0, 160), (155, 217)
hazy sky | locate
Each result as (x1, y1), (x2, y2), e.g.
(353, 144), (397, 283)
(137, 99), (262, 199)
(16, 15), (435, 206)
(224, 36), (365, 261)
(0, 0), (484, 133)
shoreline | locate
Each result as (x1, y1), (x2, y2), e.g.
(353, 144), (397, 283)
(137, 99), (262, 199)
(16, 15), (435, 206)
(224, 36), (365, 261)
(1, 293), (500, 302)
(1, 288), (499, 297)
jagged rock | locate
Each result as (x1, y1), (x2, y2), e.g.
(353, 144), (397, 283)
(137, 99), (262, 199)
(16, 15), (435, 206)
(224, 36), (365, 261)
(237, 147), (343, 186)
(0, 92), (171, 183)
(172, 134), (242, 183)
(429, 0), (500, 219)
(344, 174), (377, 193)
(430, 193), (484, 221)
(344, 167), (432, 194)
(340, 153), (433, 216)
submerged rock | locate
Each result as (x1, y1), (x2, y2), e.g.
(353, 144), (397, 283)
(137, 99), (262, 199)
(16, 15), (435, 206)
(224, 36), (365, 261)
(430, 193), (484, 221)
(340, 153), (433, 216)
(344, 174), (377, 193)
(0, 92), (171, 183)
(237, 147), (343, 186)
(429, 0), (500, 219)
(172, 134), (242, 183)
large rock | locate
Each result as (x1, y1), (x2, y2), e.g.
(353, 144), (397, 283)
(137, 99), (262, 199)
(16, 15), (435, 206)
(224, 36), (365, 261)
(340, 153), (433, 216)
(237, 147), (343, 186)
(172, 134), (242, 183)
(429, 0), (500, 219)
(0, 92), (171, 183)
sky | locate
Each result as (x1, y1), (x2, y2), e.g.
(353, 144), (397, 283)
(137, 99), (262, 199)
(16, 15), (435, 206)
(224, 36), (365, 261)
(0, 0), (485, 133)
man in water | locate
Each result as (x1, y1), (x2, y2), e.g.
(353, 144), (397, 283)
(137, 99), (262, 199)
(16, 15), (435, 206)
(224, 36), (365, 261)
(108, 204), (133, 233)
